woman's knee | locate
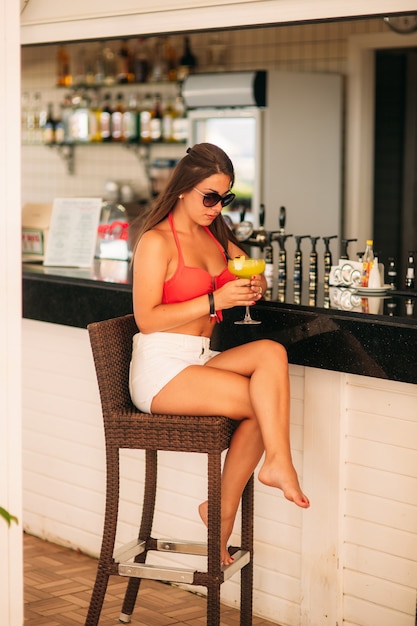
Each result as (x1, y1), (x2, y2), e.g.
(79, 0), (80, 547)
(256, 339), (288, 365)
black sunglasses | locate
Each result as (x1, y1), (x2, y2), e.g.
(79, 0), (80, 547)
(193, 187), (236, 208)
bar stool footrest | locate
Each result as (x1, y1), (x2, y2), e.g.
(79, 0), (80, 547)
(117, 548), (251, 585)
(118, 562), (196, 584)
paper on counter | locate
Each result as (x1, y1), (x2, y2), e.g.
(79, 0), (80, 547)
(43, 197), (102, 267)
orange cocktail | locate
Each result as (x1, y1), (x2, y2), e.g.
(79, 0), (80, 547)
(228, 256), (266, 324)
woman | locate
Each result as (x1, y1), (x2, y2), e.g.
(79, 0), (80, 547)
(130, 142), (309, 565)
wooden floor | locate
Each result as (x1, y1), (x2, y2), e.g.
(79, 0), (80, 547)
(24, 533), (277, 625)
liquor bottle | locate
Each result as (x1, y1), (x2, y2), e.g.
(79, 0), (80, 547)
(89, 92), (102, 142)
(162, 96), (175, 142)
(42, 102), (55, 145)
(93, 42), (105, 85)
(54, 116), (65, 145)
(177, 36), (197, 80)
(122, 94), (139, 142)
(361, 239), (374, 287)
(56, 45), (72, 87)
(111, 92), (125, 141)
(69, 91), (90, 143)
(172, 94), (188, 142)
(32, 92), (45, 145)
(117, 39), (133, 84)
(150, 93), (163, 142)
(133, 38), (149, 83)
(100, 93), (113, 142)
(84, 49), (95, 86)
(74, 47), (87, 85)
(151, 38), (168, 82)
(405, 251), (415, 290)
(368, 255), (381, 288)
(60, 92), (73, 143)
(139, 92), (153, 142)
(100, 42), (117, 86)
(164, 37), (178, 81)
(387, 257), (397, 289)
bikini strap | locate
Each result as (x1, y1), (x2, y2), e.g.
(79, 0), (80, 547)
(168, 212), (184, 267)
(203, 225), (228, 262)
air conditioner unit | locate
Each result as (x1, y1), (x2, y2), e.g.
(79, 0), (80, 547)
(182, 70), (267, 108)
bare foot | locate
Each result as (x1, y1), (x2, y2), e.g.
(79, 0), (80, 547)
(198, 501), (235, 566)
(258, 461), (310, 508)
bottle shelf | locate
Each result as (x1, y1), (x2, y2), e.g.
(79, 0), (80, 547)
(22, 139), (186, 175)
(56, 80), (182, 91)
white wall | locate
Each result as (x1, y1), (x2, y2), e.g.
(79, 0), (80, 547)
(263, 71), (342, 276)
(0, 1), (23, 624)
(342, 376), (417, 626)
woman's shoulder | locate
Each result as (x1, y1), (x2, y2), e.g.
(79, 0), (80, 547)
(137, 220), (172, 254)
(142, 218), (170, 239)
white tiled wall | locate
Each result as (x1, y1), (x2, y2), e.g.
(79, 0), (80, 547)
(21, 18), (386, 206)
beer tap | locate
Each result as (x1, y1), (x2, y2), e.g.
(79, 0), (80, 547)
(323, 235), (338, 297)
(308, 236), (320, 305)
(256, 203), (267, 247)
(234, 205), (254, 245)
(340, 238), (357, 260)
(293, 235), (310, 303)
(259, 204), (274, 296)
(270, 206), (292, 302)
(246, 203), (268, 250)
(279, 205), (286, 233)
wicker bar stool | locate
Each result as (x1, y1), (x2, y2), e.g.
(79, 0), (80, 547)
(85, 314), (254, 625)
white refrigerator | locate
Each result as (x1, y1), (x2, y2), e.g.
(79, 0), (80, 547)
(184, 70), (343, 278)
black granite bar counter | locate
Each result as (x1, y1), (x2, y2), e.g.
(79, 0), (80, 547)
(22, 260), (133, 328)
(22, 260), (417, 384)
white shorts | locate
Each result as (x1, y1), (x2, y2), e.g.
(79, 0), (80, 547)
(129, 332), (220, 413)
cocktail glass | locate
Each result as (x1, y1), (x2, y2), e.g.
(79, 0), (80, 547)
(228, 257), (266, 324)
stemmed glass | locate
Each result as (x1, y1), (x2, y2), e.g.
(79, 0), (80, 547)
(228, 257), (266, 324)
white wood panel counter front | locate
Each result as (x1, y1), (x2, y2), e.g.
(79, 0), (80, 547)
(22, 318), (417, 625)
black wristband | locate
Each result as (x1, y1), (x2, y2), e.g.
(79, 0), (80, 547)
(208, 292), (216, 317)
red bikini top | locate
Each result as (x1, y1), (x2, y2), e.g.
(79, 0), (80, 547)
(162, 212), (235, 320)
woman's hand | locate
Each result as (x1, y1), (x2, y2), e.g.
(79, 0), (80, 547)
(249, 274), (265, 300)
(214, 274), (265, 311)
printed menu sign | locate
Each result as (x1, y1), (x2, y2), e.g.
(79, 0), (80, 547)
(44, 197), (102, 267)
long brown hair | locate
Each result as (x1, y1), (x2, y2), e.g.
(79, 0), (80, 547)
(135, 142), (241, 253)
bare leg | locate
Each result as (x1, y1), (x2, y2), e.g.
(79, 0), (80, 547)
(198, 417), (264, 564)
(150, 339), (309, 564)
(207, 340), (309, 507)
